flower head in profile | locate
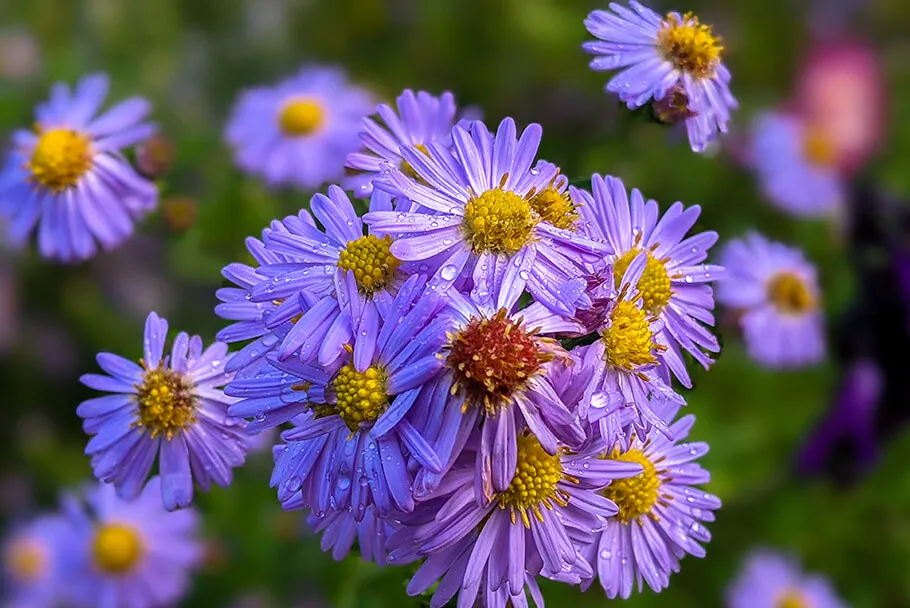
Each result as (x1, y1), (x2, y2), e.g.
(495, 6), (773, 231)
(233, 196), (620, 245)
(576, 174), (723, 388)
(214, 209), (317, 376)
(750, 111), (844, 218)
(727, 549), (847, 608)
(246, 186), (409, 370)
(63, 478), (203, 608)
(225, 66), (373, 189)
(345, 89), (460, 197)
(228, 276), (449, 519)
(388, 433), (642, 608)
(2, 515), (72, 608)
(717, 233), (824, 369)
(418, 284), (587, 500)
(366, 117), (609, 314)
(78, 312), (249, 510)
(583, 2), (738, 151)
(0, 73), (157, 261)
(582, 401), (719, 599)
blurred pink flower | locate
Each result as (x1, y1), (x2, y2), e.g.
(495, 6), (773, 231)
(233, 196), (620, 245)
(796, 38), (885, 177)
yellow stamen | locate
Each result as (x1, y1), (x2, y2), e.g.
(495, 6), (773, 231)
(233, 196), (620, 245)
(498, 434), (569, 526)
(337, 234), (401, 296)
(27, 128), (93, 191)
(4, 538), (46, 581)
(602, 300), (659, 371)
(613, 249), (672, 314)
(601, 447), (662, 524)
(134, 363), (197, 439)
(766, 271), (815, 314)
(278, 97), (325, 137)
(330, 364), (389, 431)
(529, 186), (578, 230)
(92, 523), (143, 574)
(802, 125), (837, 168)
(657, 12), (723, 79)
(461, 187), (538, 255)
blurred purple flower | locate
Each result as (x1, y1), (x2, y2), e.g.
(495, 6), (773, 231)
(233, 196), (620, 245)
(727, 549), (846, 608)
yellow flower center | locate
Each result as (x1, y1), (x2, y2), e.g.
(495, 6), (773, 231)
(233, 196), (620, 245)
(461, 188), (538, 255)
(134, 364), (197, 439)
(601, 447), (662, 524)
(613, 249), (673, 314)
(497, 434), (572, 527)
(776, 590), (810, 608)
(4, 539), (47, 581)
(337, 234), (401, 296)
(331, 364), (389, 431)
(602, 300), (659, 371)
(278, 97), (325, 137)
(657, 12), (723, 80)
(400, 143), (430, 180)
(767, 271), (815, 314)
(27, 128), (93, 191)
(529, 187), (578, 230)
(92, 523), (143, 575)
(446, 309), (551, 415)
(802, 125), (837, 168)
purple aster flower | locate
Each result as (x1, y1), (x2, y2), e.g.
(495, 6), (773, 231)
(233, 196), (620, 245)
(78, 312), (249, 510)
(576, 173), (723, 388)
(2, 515), (72, 608)
(228, 275), (449, 519)
(727, 549), (847, 608)
(581, 401), (719, 599)
(247, 186), (412, 370)
(214, 209), (317, 376)
(344, 89), (459, 197)
(306, 505), (394, 566)
(0, 72), (157, 262)
(414, 284), (588, 501)
(578, 252), (685, 438)
(366, 117), (611, 314)
(717, 233), (825, 369)
(387, 432), (643, 608)
(225, 66), (373, 189)
(751, 111), (844, 218)
(62, 478), (203, 608)
(583, 2), (738, 152)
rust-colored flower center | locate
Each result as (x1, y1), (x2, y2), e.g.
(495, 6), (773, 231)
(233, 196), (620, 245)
(766, 271), (815, 314)
(134, 364), (197, 439)
(28, 128), (93, 191)
(446, 309), (551, 415)
(657, 12), (723, 79)
(278, 97), (325, 137)
(92, 523), (143, 575)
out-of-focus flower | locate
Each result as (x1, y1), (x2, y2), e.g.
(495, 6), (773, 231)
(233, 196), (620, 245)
(135, 134), (175, 179)
(388, 433), (642, 608)
(581, 401), (718, 599)
(750, 111), (844, 218)
(63, 478), (204, 608)
(78, 312), (248, 510)
(0, 29), (41, 80)
(2, 515), (71, 607)
(0, 73), (158, 262)
(225, 66), (373, 190)
(796, 38), (884, 177)
(576, 174), (723, 387)
(717, 233), (825, 369)
(161, 196), (198, 232)
(345, 89), (460, 197)
(583, 1), (738, 152)
(366, 117), (609, 314)
(726, 549), (847, 608)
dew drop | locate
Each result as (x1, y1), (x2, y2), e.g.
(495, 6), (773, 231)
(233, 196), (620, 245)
(440, 265), (459, 281)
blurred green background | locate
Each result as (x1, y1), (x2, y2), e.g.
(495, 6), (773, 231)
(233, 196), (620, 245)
(4, 0), (910, 606)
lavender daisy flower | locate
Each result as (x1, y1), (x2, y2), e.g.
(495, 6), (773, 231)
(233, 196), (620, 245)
(388, 432), (643, 608)
(582, 401), (719, 599)
(2, 515), (71, 608)
(416, 284), (588, 501)
(366, 117), (610, 314)
(229, 275), (449, 519)
(344, 89), (459, 197)
(306, 505), (394, 566)
(579, 252), (685, 437)
(727, 549), (847, 608)
(583, 2), (738, 151)
(225, 66), (373, 189)
(214, 209), (317, 376)
(0, 73), (157, 262)
(78, 312), (249, 510)
(576, 174), (723, 388)
(717, 233), (825, 369)
(63, 478), (203, 608)
(751, 111), (844, 218)
(248, 186), (409, 370)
